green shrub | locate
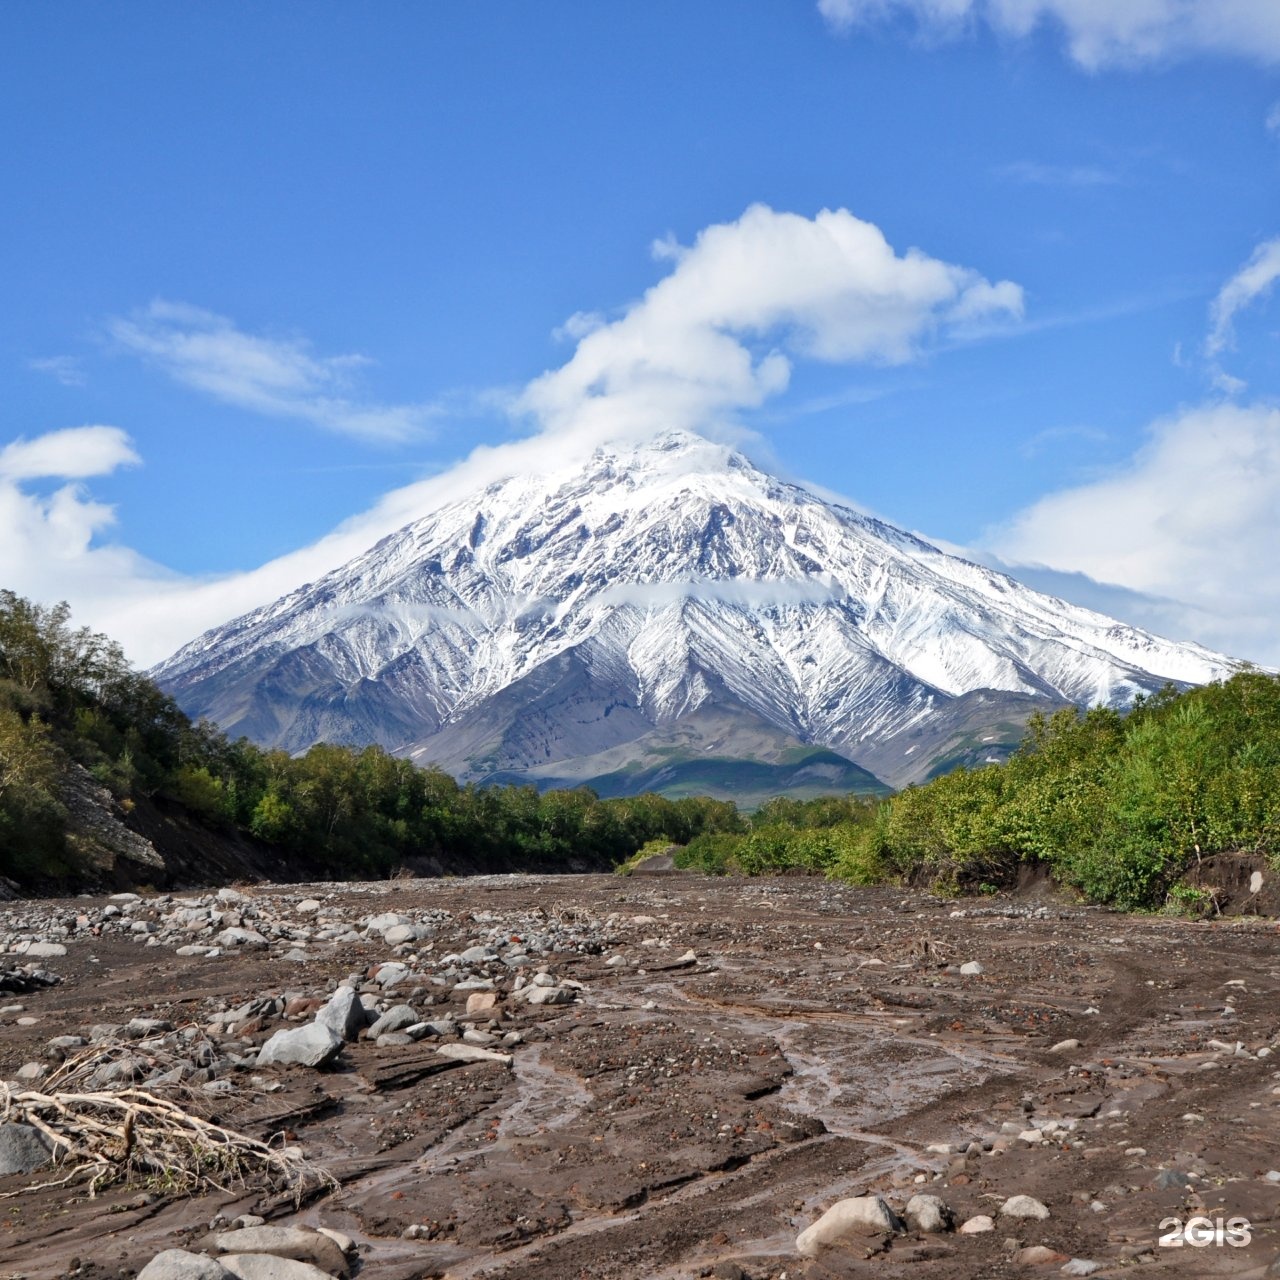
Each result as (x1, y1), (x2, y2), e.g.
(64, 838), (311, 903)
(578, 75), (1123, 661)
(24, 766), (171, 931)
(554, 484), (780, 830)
(673, 832), (744, 874)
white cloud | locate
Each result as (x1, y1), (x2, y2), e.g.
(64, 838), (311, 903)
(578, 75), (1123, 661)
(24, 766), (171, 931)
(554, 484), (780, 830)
(1205, 236), (1280, 358)
(989, 401), (1280, 664)
(0, 424), (568, 667)
(0, 427), (172, 638)
(107, 301), (437, 443)
(519, 203), (1022, 448)
(819, 0), (1280, 69)
(28, 356), (86, 387)
(0, 425), (139, 481)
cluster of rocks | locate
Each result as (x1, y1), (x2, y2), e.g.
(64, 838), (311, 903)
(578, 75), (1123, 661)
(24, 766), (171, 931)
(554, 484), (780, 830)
(796, 1191), (1104, 1271)
(139, 1223), (357, 1280)
(0, 964), (60, 994)
(3, 896), (605, 1103)
(0, 882), (630, 967)
(7, 957), (585, 1096)
(946, 903), (1062, 920)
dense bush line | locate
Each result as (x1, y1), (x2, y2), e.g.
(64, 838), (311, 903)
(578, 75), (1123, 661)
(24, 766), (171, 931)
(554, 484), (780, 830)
(658, 671), (1280, 911)
(0, 592), (741, 885)
(861, 673), (1280, 909)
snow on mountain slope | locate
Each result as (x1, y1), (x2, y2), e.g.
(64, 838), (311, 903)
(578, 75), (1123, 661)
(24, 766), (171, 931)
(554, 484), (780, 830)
(153, 430), (1239, 789)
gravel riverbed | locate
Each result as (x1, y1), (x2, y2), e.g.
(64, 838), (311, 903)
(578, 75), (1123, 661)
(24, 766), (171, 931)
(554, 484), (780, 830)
(1, 873), (1277, 1279)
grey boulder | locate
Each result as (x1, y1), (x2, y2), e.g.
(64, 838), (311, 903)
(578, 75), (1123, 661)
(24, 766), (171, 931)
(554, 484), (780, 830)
(905, 1193), (953, 1233)
(436, 1043), (513, 1067)
(383, 923), (431, 945)
(0, 1122), (53, 1175)
(209, 1226), (348, 1277)
(797, 1196), (905, 1255)
(366, 1004), (419, 1038)
(256, 1023), (342, 1069)
(1000, 1194), (1050, 1220)
(137, 1251), (233, 1280)
(217, 1257), (334, 1280)
(314, 988), (366, 1041)
(521, 985), (576, 1006)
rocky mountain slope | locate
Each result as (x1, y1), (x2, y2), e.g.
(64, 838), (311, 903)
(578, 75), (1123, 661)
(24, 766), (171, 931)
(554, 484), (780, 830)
(154, 431), (1237, 792)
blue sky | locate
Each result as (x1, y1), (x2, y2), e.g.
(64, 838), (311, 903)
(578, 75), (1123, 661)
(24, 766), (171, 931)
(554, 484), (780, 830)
(3, 2), (1280, 666)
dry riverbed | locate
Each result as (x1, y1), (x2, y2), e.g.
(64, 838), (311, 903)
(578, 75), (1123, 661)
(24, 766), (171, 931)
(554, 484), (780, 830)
(1, 873), (1278, 1279)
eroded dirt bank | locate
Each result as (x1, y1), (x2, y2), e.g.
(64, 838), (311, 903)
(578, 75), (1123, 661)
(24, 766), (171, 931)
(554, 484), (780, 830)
(2, 874), (1278, 1279)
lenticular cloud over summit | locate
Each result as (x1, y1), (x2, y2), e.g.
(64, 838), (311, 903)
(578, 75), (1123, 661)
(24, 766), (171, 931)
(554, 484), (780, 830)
(519, 204), (1023, 449)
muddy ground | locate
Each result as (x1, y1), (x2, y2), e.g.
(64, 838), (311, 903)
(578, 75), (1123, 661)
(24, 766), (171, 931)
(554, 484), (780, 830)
(2, 873), (1279, 1279)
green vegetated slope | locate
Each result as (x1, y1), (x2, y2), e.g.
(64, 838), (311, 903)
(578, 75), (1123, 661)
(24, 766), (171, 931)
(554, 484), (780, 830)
(652, 672), (1280, 911)
(525, 745), (889, 807)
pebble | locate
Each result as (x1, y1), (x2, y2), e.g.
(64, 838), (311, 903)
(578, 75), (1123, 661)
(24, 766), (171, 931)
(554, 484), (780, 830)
(958, 1215), (995, 1234)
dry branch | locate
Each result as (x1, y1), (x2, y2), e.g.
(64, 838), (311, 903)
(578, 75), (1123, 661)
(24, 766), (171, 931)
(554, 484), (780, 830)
(0, 1078), (334, 1202)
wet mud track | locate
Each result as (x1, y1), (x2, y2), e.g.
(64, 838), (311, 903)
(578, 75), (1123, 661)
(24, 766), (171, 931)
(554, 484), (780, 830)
(2, 874), (1279, 1279)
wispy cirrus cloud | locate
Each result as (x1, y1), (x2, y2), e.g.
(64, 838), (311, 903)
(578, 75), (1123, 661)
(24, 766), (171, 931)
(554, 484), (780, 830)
(28, 355), (86, 387)
(818, 0), (1280, 70)
(107, 301), (439, 443)
(995, 160), (1121, 187)
(1017, 423), (1108, 459)
(1205, 236), (1280, 360)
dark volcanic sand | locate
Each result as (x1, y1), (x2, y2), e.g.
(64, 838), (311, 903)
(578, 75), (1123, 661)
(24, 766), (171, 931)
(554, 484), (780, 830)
(2, 874), (1278, 1279)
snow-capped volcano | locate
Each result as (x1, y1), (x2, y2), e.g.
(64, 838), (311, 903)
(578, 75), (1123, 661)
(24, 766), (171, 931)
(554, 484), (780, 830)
(154, 431), (1237, 792)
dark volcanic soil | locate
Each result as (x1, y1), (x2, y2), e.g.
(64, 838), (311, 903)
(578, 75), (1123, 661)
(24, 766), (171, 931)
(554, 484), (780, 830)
(2, 874), (1279, 1279)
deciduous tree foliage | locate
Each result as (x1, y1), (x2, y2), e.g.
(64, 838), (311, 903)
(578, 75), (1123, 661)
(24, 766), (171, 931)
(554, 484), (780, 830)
(0, 592), (743, 885)
(657, 674), (1280, 909)
(848, 674), (1280, 908)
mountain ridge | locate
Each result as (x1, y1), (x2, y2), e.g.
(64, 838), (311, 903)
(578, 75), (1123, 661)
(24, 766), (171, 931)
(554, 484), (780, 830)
(154, 430), (1239, 793)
